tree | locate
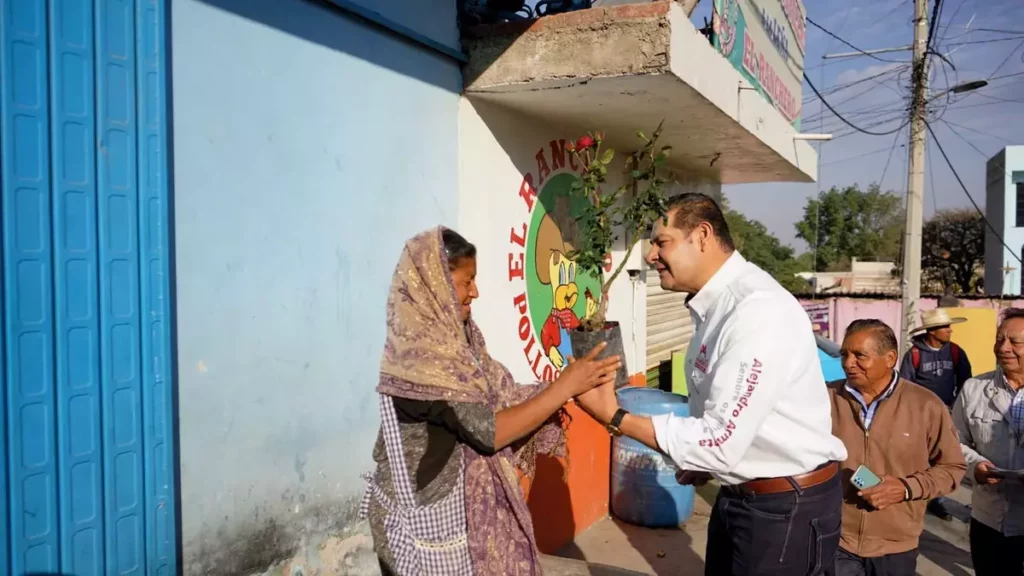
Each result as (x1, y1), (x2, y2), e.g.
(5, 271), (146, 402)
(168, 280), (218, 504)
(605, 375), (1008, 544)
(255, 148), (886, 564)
(725, 207), (810, 293)
(920, 209), (984, 293)
(795, 184), (904, 272)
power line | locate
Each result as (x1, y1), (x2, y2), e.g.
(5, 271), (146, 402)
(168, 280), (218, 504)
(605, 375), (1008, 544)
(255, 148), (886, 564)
(989, 70), (1024, 82)
(942, 119), (1018, 145)
(802, 65), (908, 104)
(819, 144), (904, 166)
(925, 121), (1023, 265)
(804, 73), (910, 136)
(946, 36), (1024, 47)
(807, 17), (911, 63)
(987, 37), (1024, 79)
(877, 126), (905, 187)
(926, 0), (944, 51)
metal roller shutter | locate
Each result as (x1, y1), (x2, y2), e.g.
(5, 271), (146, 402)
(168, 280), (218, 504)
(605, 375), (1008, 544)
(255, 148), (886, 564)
(644, 241), (693, 370)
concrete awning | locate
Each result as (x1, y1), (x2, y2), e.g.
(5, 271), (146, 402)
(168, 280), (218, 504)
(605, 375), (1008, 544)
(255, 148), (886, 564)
(464, 2), (817, 184)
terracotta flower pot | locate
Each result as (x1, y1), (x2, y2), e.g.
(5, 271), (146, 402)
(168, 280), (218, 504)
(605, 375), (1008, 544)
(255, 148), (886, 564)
(569, 321), (630, 389)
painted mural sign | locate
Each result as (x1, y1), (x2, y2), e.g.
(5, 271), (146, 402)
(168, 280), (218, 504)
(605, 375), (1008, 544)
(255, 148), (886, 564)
(712, 0), (805, 129)
(507, 140), (612, 382)
(803, 302), (831, 339)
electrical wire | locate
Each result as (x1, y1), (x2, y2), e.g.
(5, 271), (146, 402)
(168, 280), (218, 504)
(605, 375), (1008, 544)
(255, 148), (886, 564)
(989, 70), (1024, 82)
(819, 144), (904, 167)
(804, 73), (910, 136)
(925, 121), (1023, 265)
(876, 126), (905, 187)
(807, 17), (911, 63)
(986, 37), (1024, 79)
(942, 119), (1018, 145)
(940, 119), (991, 159)
(802, 65), (909, 105)
(946, 36), (1024, 47)
(926, 0), (944, 51)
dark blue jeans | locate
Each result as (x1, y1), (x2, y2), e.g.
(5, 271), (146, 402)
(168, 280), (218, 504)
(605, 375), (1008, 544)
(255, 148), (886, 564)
(828, 548), (917, 576)
(706, 471), (843, 575)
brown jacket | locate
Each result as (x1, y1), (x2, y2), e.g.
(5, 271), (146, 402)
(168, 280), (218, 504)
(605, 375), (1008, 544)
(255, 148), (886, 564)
(828, 377), (966, 558)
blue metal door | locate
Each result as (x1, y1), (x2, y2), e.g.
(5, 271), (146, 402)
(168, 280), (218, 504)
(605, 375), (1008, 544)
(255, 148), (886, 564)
(0, 0), (178, 574)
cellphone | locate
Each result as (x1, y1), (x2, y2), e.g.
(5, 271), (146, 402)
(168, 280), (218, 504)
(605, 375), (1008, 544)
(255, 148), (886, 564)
(850, 465), (882, 490)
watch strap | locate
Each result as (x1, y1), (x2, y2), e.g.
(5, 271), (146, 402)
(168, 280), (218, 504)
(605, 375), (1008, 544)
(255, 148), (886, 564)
(610, 408), (629, 429)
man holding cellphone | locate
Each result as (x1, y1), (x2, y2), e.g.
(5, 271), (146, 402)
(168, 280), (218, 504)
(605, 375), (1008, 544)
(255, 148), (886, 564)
(827, 320), (966, 576)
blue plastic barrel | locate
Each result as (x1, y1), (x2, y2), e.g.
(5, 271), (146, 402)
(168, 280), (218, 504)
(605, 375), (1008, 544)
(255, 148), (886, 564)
(611, 387), (696, 527)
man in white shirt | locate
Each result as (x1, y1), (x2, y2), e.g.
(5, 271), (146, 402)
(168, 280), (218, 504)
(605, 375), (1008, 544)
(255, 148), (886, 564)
(577, 193), (848, 575)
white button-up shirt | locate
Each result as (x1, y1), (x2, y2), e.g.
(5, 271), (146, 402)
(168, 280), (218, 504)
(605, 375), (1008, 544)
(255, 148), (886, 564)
(651, 252), (848, 485)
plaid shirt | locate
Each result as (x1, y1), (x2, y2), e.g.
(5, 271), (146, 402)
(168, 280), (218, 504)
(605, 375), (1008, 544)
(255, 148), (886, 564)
(1011, 384), (1024, 440)
(846, 371), (900, 430)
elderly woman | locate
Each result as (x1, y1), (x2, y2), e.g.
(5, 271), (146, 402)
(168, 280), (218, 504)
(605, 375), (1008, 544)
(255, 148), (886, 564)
(360, 227), (621, 575)
(953, 308), (1024, 576)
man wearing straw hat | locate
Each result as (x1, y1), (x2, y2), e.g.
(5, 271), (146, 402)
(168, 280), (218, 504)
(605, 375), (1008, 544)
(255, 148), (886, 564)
(899, 308), (973, 520)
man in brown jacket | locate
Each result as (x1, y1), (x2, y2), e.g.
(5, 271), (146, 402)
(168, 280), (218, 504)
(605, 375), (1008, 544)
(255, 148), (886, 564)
(826, 319), (966, 576)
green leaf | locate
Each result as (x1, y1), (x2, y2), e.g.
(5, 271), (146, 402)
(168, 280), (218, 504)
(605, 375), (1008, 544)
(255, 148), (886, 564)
(660, 146), (672, 157)
(601, 148), (615, 164)
(636, 131), (647, 141)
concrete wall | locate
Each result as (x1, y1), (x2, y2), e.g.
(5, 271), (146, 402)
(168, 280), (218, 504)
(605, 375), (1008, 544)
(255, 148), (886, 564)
(458, 98), (649, 550)
(986, 146), (1024, 295)
(170, 0), (460, 573)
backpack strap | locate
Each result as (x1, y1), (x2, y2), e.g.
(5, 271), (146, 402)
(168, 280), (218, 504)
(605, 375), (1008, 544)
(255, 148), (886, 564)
(911, 347), (920, 370)
(951, 343), (960, 365)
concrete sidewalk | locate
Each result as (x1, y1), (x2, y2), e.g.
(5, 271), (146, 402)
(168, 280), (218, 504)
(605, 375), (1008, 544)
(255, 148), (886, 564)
(550, 483), (976, 576)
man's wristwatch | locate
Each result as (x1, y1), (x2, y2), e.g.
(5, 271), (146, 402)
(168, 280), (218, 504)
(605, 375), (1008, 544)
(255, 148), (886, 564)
(607, 408), (629, 437)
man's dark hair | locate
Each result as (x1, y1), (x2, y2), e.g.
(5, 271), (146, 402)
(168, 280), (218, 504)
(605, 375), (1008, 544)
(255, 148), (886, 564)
(666, 193), (735, 251)
(1001, 307), (1024, 324)
(442, 228), (477, 269)
(844, 319), (898, 354)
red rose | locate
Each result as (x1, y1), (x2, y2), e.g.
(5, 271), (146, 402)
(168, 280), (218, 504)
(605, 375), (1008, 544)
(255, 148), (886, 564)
(594, 131), (605, 142)
(576, 135), (595, 150)
(566, 142), (576, 152)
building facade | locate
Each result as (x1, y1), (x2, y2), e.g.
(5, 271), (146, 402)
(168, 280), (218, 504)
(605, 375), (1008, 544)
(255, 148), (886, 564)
(1, 1), (809, 574)
(985, 146), (1024, 296)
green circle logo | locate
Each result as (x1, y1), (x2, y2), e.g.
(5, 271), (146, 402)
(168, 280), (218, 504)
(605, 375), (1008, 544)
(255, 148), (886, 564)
(524, 172), (602, 372)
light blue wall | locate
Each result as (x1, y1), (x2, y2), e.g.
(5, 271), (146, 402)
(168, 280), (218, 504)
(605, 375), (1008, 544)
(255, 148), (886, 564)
(170, 0), (460, 573)
(987, 146), (1024, 295)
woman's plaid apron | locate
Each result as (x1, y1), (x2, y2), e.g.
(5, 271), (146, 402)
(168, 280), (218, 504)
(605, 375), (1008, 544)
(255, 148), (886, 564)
(359, 394), (473, 575)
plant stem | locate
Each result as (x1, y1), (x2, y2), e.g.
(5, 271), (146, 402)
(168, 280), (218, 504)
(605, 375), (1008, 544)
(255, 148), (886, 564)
(601, 233), (640, 294)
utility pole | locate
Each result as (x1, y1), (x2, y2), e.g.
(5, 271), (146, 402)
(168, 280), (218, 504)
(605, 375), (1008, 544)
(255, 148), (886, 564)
(899, 0), (929, 356)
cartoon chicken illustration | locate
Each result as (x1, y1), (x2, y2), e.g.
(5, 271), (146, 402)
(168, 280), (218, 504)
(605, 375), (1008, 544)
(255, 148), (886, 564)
(534, 197), (600, 369)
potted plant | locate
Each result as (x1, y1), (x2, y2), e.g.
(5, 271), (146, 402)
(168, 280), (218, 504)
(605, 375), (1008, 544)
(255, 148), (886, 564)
(565, 122), (672, 388)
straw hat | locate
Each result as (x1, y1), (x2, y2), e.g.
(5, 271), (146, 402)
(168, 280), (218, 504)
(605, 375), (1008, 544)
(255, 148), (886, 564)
(910, 309), (967, 335)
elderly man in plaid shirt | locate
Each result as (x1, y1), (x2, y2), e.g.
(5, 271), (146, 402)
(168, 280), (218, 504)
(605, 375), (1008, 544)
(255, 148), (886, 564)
(953, 308), (1024, 576)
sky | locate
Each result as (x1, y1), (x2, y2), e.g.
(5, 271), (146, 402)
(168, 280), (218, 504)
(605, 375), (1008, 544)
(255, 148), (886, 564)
(688, 0), (1024, 251)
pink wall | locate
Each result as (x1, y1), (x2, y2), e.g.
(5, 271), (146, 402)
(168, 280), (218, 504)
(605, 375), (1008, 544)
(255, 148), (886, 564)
(800, 297), (1024, 343)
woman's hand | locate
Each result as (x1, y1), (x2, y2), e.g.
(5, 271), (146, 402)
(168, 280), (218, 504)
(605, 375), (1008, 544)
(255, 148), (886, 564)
(553, 342), (622, 400)
(492, 343), (619, 450)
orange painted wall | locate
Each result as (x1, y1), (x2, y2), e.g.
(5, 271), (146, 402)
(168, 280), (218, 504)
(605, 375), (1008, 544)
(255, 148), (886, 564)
(519, 372), (646, 553)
